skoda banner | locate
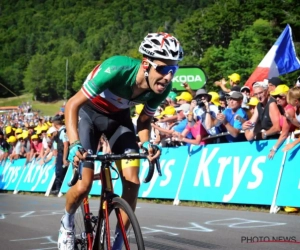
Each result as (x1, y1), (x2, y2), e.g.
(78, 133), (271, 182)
(172, 66), (207, 90)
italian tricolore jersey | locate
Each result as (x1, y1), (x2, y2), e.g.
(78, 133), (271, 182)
(81, 56), (172, 116)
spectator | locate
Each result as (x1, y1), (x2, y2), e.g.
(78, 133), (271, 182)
(29, 134), (43, 160)
(193, 89), (223, 140)
(5, 126), (14, 138)
(22, 130), (32, 165)
(242, 81), (281, 141)
(218, 91), (227, 109)
(211, 91), (248, 142)
(267, 77), (282, 94)
(50, 115), (69, 195)
(285, 86), (300, 128)
(172, 100), (208, 145)
(6, 135), (18, 162)
(246, 97), (259, 119)
(241, 86), (251, 99)
(0, 130), (10, 163)
(175, 91), (193, 104)
(214, 73), (241, 93)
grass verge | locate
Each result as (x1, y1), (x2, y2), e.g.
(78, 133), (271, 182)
(0, 94), (65, 116)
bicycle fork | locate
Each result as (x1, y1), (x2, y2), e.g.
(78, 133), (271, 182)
(82, 197), (94, 250)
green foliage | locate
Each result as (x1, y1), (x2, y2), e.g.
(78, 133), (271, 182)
(1, 0), (300, 99)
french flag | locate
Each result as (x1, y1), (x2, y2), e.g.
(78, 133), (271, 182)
(245, 24), (300, 90)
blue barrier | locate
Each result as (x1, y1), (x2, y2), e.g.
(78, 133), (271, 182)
(275, 143), (300, 207)
(1, 138), (299, 209)
(0, 158), (56, 193)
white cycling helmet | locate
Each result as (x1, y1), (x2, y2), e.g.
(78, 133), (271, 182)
(139, 32), (184, 61)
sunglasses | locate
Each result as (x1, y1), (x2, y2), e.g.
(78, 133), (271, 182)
(147, 60), (179, 75)
(273, 95), (285, 99)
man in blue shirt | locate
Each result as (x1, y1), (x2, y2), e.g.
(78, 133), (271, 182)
(212, 91), (248, 142)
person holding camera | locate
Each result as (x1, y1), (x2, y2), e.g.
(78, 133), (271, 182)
(211, 91), (248, 142)
(193, 89), (223, 138)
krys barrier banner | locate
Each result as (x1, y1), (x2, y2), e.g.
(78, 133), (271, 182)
(177, 140), (284, 205)
(172, 66), (207, 90)
(275, 143), (300, 207)
(0, 157), (56, 192)
(60, 147), (187, 199)
(60, 160), (120, 195)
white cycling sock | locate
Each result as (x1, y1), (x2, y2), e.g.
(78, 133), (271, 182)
(62, 209), (74, 230)
(112, 227), (125, 250)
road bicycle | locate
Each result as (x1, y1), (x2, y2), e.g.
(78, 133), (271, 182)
(68, 148), (161, 250)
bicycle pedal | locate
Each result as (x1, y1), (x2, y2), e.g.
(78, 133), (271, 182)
(91, 216), (98, 223)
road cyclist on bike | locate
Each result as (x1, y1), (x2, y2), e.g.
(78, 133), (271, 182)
(58, 32), (184, 250)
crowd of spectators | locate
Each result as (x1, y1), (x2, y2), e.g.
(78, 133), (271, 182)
(134, 74), (300, 160)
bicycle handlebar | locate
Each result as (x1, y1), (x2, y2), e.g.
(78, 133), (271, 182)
(67, 152), (161, 187)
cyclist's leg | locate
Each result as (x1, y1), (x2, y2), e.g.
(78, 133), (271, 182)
(65, 107), (99, 219)
(58, 107), (99, 250)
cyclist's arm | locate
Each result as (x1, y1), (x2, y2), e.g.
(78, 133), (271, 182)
(137, 113), (152, 143)
(65, 90), (88, 144)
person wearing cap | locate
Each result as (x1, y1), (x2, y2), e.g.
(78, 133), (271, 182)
(241, 86), (251, 99)
(242, 81), (281, 141)
(270, 84), (295, 130)
(0, 129), (10, 162)
(14, 128), (23, 137)
(29, 134), (43, 160)
(175, 91), (193, 104)
(247, 97), (259, 119)
(267, 77), (282, 94)
(50, 115), (69, 195)
(5, 125), (14, 138)
(211, 91), (248, 142)
(192, 89), (223, 139)
(265, 85), (295, 159)
(6, 135), (18, 162)
(214, 73), (241, 93)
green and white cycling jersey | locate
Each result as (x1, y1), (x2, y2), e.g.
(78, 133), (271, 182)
(81, 56), (172, 116)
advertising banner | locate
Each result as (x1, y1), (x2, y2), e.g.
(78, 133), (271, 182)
(0, 159), (26, 191)
(172, 66), (207, 90)
(275, 143), (300, 207)
(15, 158), (56, 192)
(177, 140), (283, 205)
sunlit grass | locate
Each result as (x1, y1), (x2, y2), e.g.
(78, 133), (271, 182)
(0, 94), (65, 116)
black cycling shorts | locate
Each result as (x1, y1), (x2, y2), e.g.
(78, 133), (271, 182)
(78, 104), (139, 168)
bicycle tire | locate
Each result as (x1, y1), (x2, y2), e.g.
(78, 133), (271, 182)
(99, 197), (145, 250)
(74, 202), (94, 250)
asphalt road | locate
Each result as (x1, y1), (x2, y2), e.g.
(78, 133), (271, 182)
(0, 193), (299, 250)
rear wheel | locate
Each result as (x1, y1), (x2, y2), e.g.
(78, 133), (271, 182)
(99, 197), (145, 250)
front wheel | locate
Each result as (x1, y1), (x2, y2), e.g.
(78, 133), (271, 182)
(74, 201), (94, 250)
(99, 197), (145, 250)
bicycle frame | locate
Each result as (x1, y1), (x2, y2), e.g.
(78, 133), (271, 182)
(82, 160), (129, 250)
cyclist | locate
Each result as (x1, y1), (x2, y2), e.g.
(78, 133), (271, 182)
(58, 32), (183, 250)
